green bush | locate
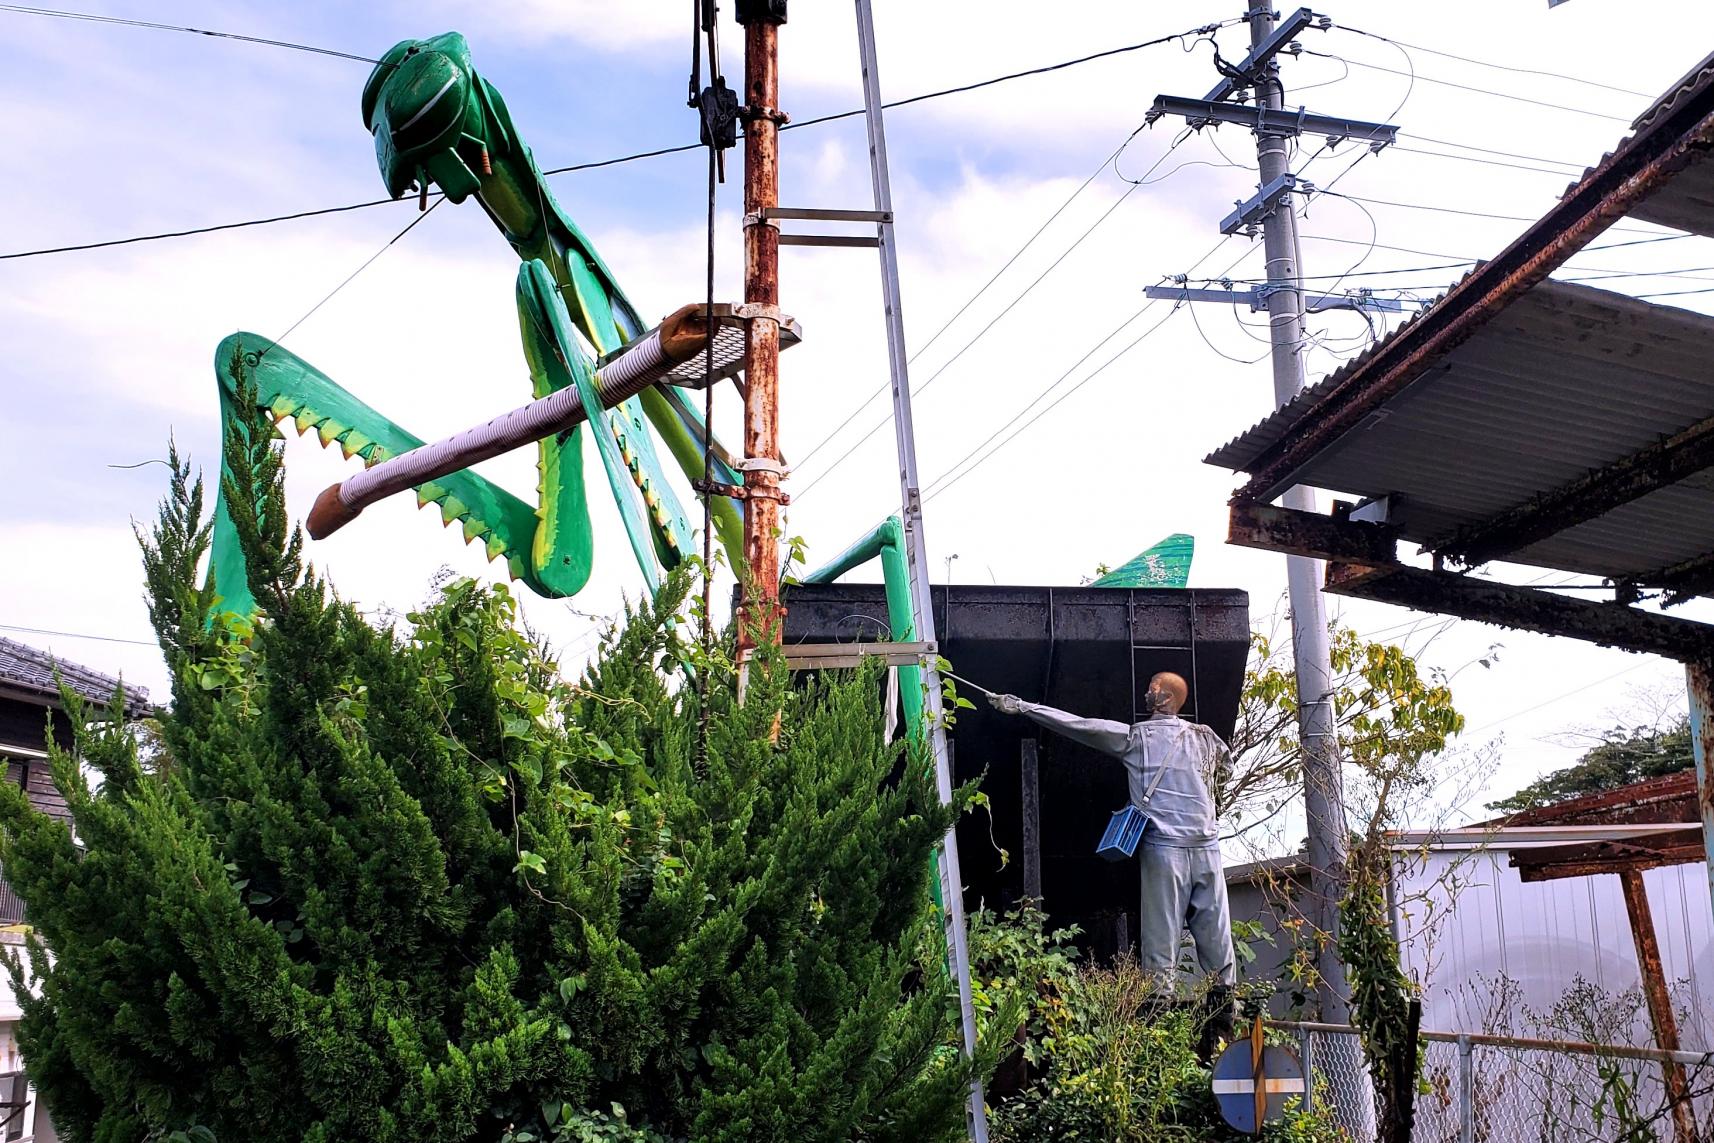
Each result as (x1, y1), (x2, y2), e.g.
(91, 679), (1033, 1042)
(0, 384), (1001, 1143)
(968, 908), (1342, 1142)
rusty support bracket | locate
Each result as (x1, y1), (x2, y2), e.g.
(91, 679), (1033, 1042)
(1228, 502), (1399, 563)
(693, 478), (791, 506)
(1325, 562), (1714, 662)
(741, 104), (790, 124)
(1637, 549), (1714, 607)
(1440, 410), (1714, 568)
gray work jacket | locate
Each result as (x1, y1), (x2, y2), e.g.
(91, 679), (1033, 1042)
(1022, 705), (1228, 848)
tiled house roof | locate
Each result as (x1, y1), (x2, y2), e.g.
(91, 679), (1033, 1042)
(0, 636), (152, 718)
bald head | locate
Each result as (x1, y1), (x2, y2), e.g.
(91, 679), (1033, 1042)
(1147, 671), (1188, 715)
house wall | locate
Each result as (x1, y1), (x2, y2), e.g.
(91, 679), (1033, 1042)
(1224, 865), (1311, 1017)
(0, 700), (68, 759)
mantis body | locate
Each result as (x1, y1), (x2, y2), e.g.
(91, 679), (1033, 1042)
(210, 32), (743, 618)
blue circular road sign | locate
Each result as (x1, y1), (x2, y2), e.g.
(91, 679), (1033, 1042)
(1212, 1040), (1306, 1134)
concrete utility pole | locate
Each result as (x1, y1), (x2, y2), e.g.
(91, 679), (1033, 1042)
(1243, 0), (1350, 1026)
(737, 1), (786, 657)
(1146, 5), (1400, 1027)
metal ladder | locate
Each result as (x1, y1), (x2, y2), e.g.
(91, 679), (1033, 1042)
(765, 3), (989, 1137)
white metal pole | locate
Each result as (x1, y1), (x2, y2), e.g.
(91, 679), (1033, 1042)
(853, 3), (989, 1139)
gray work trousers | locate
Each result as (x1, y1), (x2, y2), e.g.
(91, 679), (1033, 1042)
(1138, 842), (1235, 987)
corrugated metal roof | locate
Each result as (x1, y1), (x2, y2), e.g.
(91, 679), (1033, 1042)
(1206, 47), (1714, 585)
(0, 636), (150, 716)
(1213, 278), (1714, 580)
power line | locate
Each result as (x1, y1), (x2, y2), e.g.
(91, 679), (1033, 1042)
(263, 198), (444, 354)
(1332, 23), (1656, 101)
(2, 21), (1235, 262)
(1300, 48), (1633, 123)
(795, 170), (1149, 494)
(925, 306), (1182, 504)
(1321, 188), (1664, 232)
(0, 622), (157, 648)
(795, 131), (1135, 471)
(1389, 143), (1582, 178)
(0, 196), (419, 261)
(796, 132), (1205, 493)
(919, 238), (1251, 505)
(1400, 132), (1586, 171)
(1636, 284), (1714, 300)
(1465, 662), (1653, 735)
(0, 4), (385, 64)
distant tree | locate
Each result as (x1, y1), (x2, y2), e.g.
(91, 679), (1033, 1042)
(1485, 718), (1693, 815)
(0, 370), (999, 1143)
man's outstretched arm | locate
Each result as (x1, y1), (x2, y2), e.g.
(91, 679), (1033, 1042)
(988, 694), (1130, 757)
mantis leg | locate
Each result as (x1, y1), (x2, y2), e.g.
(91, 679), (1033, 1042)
(208, 333), (593, 622)
(516, 261), (695, 585)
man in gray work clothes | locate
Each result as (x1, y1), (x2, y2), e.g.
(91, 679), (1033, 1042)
(989, 671), (1235, 1049)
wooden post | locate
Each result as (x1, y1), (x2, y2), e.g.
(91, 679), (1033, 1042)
(1020, 738), (1041, 901)
(1616, 869), (1696, 1143)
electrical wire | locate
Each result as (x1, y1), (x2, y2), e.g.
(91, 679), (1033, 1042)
(1184, 288), (1270, 365)
(1400, 132), (1586, 171)
(794, 131), (1136, 470)
(261, 198), (443, 356)
(1302, 47), (1634, 123)
(1309, 190), (1380, 301)
(1293, 29), (1414, 186)
(1332, 23), (1656, 101)
(0, 622), (156, 648)
(795, 135), (1200, 495)
(794, 171), (1145, 495)
(917, 239), (1251, 505)
(2, 20), (1237, 262)
(0, 3), (387, 64)
(924, 306), (1184, 504)
(1389, 144), (1584, 178)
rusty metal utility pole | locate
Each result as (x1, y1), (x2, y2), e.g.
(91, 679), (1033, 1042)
(737, 0), (786, 656)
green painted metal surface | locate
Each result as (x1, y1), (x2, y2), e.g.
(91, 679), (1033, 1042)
(1092, 533), (1196, 588)
(208, 31), (742, 618)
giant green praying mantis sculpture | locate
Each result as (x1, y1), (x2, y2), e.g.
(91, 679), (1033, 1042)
(209, 32), (746, 619)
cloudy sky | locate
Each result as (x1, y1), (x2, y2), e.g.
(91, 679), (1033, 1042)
(6, 0), (1714, 821)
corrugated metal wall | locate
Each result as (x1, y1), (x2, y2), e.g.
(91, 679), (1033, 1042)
(1395, 849), (1714, 1046)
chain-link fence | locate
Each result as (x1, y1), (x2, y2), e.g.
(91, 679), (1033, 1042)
(1274, 1021), (1714, 1142)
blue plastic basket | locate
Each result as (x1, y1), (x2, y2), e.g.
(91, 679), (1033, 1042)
(1097, 805), (1148, 861)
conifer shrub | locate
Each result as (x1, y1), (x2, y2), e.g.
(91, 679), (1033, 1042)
(0, 379), (993, 1143)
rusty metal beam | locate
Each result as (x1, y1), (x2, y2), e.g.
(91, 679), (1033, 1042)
(1228, 502), (1398, 564)
(1617, 870), (1697, 1143)
(1324, 562), (1714, 662)
(1686, 662), (1714, 945)
(1510, 828), (1704, 881)
(1496, 769), (1698, 827)
(1441, 411), (1714, 568)
(1232, 75), (1714, 505)
(1637, 548), (1714, 607)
